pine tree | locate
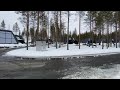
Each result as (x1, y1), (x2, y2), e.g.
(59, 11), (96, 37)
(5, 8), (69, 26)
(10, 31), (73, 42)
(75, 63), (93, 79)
(113, 11), (118, 48)
(52, 11), (59, 49)
(30, 11), (37, 45)
(85, 11), (93, 47)
(40, 11), (48, 41)
(30, 28), (35, 44)
(22, 28), (25, 37)
(36, 11), (40, 41)
(16, 11), (30, 50)
(103, 11), (113, 49)
(78, 11), (85, 49)
(72, 28), (77, 40)
(50, 18), (55, 42)
(1, 20), (5, 30)
(13, 22), (20, 35)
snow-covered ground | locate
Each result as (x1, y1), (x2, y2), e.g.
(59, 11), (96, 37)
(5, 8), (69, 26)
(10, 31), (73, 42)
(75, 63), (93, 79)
(0, 43), (26, 48)
(4, 44), (120, 58)
(62, 64), (120, 79)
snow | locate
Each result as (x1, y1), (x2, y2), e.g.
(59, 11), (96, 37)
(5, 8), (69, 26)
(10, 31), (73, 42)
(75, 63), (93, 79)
(4, 43), (120, 58)
(62, 64), (120, 79)
(0, 43), (26, 48)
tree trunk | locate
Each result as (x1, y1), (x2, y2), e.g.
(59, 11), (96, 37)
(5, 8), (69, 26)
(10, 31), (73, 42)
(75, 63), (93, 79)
(110, 24), (112, 47)
(89, 14), (92, 47)
(48, 11), (50, 48)
(99, 29), (101, 45)
(67, 11), (69, 50)
(92, 18), (94, 48)
(63, 30), (64, 43)
(79, 11), (81, 49)
(19, 30), (20, 36)
(41, 12), (44, 41)
(119, 21), (120, 48)
(107, 23), (109, 49)
(59, 11), (62, 48)
(115, 22), (118, 48)
(55, 12), (58, 49)
(36, 11), (40, 41)
(94, 21), (97, 47)
(33, 12), (35, 46)
(26, 11), (29, 50)
(102, 25), (104, 49)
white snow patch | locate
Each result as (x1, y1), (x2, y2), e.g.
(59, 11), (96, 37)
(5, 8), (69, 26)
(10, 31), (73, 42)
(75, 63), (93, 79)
(0, 43), (26, 48)
(4, 44), (120, 58)
(62, 64), (120, 79)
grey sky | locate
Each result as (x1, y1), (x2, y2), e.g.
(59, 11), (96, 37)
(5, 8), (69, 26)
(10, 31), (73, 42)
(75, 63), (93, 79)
(0, 11), (23, 31)
(0, 11), (88, 34)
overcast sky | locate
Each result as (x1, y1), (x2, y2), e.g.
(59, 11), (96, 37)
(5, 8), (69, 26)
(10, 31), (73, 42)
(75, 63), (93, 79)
(0, 11), (88, 34)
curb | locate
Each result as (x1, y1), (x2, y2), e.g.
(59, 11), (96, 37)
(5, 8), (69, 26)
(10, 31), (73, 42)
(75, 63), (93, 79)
(6, 52), (120, 60)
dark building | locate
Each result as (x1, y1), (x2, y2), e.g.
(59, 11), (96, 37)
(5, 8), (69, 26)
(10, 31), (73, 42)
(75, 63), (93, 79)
(0, 30), (25, 44)
(15, 35), (25, 44)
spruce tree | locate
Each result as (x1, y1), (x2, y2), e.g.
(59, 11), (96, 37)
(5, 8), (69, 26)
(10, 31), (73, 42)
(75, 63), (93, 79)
(13, 22), (20, 35)
(1, 20), (5, 30)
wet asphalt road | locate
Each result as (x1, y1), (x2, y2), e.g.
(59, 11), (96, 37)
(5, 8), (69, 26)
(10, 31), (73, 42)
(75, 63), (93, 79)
(0, 48), (120, 79)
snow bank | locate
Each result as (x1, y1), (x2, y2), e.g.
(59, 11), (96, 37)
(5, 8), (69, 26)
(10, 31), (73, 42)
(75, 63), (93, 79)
(0, 43), (26, 48)
(4, 44), (120, 58)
